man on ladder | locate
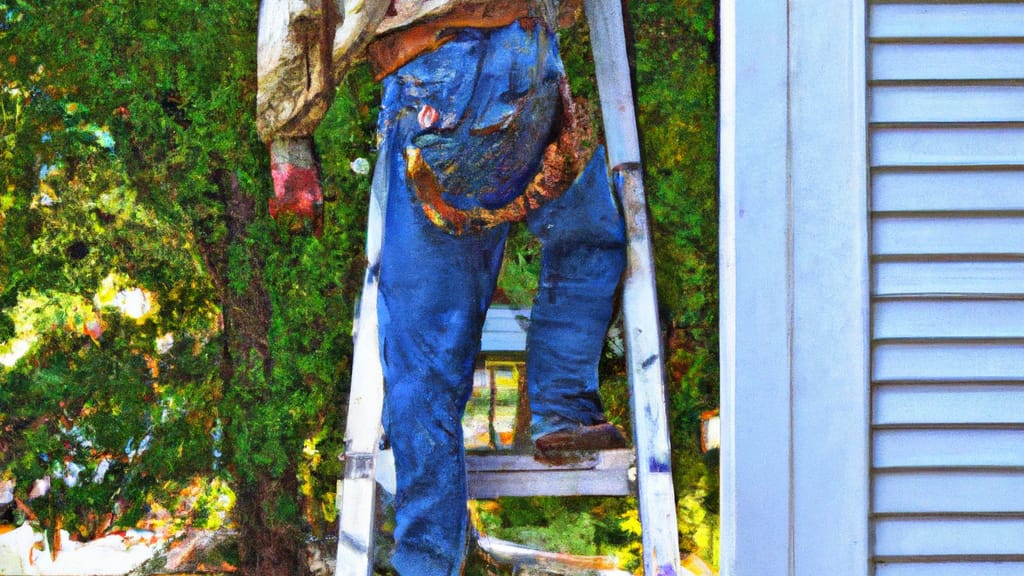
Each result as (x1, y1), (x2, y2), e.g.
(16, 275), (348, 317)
(257, 1), (677, 574)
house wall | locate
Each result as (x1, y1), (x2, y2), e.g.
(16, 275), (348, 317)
(868, 3), (1024, 574)
(724, 1), (1024, 575)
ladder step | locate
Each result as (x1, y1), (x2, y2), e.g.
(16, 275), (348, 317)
(372, 448), (637, 499)
(466, 449), (636, 499)
(475, 534), (631, 575)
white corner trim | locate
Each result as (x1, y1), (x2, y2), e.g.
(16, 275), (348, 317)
(720, 0), (871, 574)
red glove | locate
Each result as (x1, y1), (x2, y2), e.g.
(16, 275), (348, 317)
(269, 137), (324, 237)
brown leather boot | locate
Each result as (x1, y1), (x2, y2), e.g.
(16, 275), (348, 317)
(534, 422), (627, 465)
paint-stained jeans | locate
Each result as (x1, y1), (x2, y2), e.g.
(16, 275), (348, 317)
(374, 20), (626, 575)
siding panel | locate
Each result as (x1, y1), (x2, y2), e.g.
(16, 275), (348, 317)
(874, 383), (1024, 424)
(874, 342), (1024, 381)
(874, 469), (1024, 513)
(874, 260), (1024, 296)
(870, 1), (1024, 570)
(872, 85), (1024, 123)
(873, 169), (1024, 212)
(874, 517), (1024, 557)
(874, 428), (1024, 468)
(871, 124), (1024, 166)
(873, 215), (1024, 256)
(872, 43), (1024, 81)
(876, 562), (1024, 576)
(874, 300), (1024, 339)
(871, 3), (1024, 38)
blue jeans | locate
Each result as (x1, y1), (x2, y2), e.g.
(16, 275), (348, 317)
(375, 21), (626, 575)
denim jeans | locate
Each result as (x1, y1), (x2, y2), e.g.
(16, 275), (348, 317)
(374, 20), (626, 575)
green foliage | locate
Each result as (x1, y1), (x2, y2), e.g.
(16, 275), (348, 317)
(494, 226), (541, 307)
(1, 0), (382, 551)
(0, 0), (259, 542)
(0, 1), (224, 527)
(474, 496), (637, 561)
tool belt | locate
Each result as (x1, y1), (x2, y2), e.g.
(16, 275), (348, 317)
(367, 0), (580, 80)
(374, 16), (597, 235)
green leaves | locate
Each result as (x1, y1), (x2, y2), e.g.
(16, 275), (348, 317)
(0, 0), (241, 539)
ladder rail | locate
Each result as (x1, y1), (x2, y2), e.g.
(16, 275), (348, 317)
(583, 0), (683, 573)
(336, 141), (389, 576)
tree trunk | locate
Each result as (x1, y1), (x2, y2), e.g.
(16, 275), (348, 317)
(201, 170), (306, 576)
(233, 473), (305, 576)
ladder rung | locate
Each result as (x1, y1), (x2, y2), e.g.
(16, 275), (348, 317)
(465, 449), (636, 499)
(475, 534), (631, 575)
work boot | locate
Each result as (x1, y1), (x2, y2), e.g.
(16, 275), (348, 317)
(534, 422), (627, 465)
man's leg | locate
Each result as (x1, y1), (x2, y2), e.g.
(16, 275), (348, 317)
(377, 131), (507, 575)
(525, 148), (628, 445)
(374, 20), (571, 571)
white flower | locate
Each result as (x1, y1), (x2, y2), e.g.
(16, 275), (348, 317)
(113, 288), (151, 319)
(0, 337), (35, 368)
(0, 479), (13, 504)
(27, 476), (50, 499)
(126, 435), (152, 461)
(350, 157), (371, 175)
(155, 332), (175, 354)
(93, 459), (111, 484)
(93, 128), (115, 150)
(64, 462), (84, 488)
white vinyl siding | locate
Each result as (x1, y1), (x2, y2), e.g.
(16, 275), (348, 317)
(869, 2), (1024, 574)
